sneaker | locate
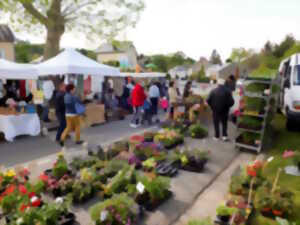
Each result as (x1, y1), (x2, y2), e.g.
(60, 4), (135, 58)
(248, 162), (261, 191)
(76, 140), (84, 145)
(222, 136), (229, 142)
(213, 137), (219, 141)
(130, 123), (138, 128)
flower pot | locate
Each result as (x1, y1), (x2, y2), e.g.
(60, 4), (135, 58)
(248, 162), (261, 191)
(272, 210), (283, 217)
(58, 212), (76, 225)
(217, 215), (231, 223)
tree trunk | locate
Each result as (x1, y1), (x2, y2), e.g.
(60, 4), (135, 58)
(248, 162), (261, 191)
(44, 26), (63, 60)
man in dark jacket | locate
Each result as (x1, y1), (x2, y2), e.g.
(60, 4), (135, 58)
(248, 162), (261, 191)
(207, 79), (234, 141)
(55, 82), (66, 142)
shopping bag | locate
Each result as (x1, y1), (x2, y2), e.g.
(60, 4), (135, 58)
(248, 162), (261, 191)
(75, 102), (85, 115)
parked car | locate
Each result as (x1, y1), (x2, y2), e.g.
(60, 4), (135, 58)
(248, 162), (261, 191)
(279, 53), (300, 130)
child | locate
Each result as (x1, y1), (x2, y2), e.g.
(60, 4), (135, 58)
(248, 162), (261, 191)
(160, 96), (169, 112)
(141, 99), (152, 125)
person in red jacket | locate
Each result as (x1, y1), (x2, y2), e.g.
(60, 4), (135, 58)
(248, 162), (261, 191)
(130, 82), (146, 128)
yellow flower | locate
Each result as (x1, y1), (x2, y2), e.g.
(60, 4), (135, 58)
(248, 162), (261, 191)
(57, 151), (64, 158)
(5, 169), (16, 177)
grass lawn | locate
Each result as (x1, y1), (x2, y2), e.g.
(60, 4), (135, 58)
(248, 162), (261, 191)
(249, 114), (300, 225)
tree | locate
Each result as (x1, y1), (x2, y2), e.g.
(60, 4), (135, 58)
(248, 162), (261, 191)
(209, 49), (222, 65)
(1, 0), (145, 59)
(273, 34), (295, 58)
(230, 48), (253, 63)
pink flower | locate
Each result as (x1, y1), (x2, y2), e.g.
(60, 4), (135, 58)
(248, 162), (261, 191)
(283, 150), (295, 158)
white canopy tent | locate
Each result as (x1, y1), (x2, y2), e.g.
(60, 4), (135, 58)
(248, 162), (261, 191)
(36, 49), (120, 77)
(0, 59), (38, 80)
(119, 72), (166, 78)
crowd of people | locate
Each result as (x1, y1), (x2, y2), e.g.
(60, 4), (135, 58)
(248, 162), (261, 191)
(0, 74), (237, 145)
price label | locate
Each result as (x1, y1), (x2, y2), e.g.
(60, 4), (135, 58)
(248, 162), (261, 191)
(136, 182), (145, 194)
(100, 210), (108, 222)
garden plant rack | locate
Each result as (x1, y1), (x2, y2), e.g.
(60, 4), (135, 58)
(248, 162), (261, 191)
(235, 75), (280, 153)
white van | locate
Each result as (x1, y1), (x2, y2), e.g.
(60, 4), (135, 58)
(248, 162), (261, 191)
(279, 53), (300, 129)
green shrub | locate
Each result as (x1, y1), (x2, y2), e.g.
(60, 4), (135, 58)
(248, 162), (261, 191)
(216, 204), (237, 216)
(53, 155), (68, 179)
(189, 123), (208, 139)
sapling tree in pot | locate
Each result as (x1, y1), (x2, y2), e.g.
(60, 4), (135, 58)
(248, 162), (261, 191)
(216, 204), (237, 223)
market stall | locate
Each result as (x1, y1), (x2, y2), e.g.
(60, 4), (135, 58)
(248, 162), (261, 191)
(36, 49), (121, 126)
(0, 59), (41, 141)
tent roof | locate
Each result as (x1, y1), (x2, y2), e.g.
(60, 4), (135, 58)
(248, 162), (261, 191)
(37, 49), (120, 76)
(0, 59), (38, 80)
(119, 72), (166, 78)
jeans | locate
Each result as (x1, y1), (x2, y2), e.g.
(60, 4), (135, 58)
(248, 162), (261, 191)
(56, 112), (66, 141)
(150, 97), (159, 115)
(42, 106), (49, 121)
(61, 116), (81, 142)
(212, 111), (229, 138)
(131, 107), (142, 125)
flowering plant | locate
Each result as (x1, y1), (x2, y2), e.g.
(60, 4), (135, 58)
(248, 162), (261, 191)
(90, 193), (137, 225)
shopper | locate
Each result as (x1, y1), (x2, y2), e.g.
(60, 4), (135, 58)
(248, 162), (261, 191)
(42, 79), (55, 122)
(60, 84), (84, 146)
(207, 79), (234, 141)
(225, 74), (236, 92)
(54, 82), (66, 142)
(149, 82), (160, 122)
(183, 81), (192, 99)
(130, 82), (146, 128)
(168, 81), (179, 120)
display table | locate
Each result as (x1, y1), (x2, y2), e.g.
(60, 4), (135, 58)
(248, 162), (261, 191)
(0, 113), (41, 142)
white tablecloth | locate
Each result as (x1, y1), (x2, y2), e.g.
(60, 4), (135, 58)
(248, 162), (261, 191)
(0, 114), (41, 142)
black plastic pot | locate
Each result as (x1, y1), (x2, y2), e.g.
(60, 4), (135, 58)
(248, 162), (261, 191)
(58, 212), (76, 225)
(298, 162), (300, 171)
(217, 215), (231, 223)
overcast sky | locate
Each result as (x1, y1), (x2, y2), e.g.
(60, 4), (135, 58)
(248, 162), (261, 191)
(3, 0), (300, 61)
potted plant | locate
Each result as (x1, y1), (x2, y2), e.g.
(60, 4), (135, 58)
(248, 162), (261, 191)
(188, 123), (208, 139)
(71, 180), (94, 204)
(143, 132), (156, 142)
(216, 204), (237, 223)
(107, 141), (129, 159)
(293, 152), (300, 171)
(133, 175), (171, 211)
(238, 116), (263, 131)
(245, 82), (270, 94)
(244, 97), (266, 115)
(154, 129), (184, 149)
(89, 193), (138, 225)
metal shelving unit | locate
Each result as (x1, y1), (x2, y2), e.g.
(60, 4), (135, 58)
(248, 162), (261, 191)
(235, 76), (279, 153)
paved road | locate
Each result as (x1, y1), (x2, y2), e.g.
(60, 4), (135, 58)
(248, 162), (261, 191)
(0, 115), (162, 167)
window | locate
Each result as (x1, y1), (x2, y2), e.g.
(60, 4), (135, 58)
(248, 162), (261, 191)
(293, 65), (300, 86)
(0, 49), (5, 59)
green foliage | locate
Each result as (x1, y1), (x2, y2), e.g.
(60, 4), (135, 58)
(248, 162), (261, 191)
(239, 116), (262, 130)
(71, 180), (94, 203)
(230, 48), (253, 63)
(246, 83), (270, 93)
(144, 53), (195, 72)
(15, 42), (44, 63)
(52, 155), (68, 180)
(137, 175), (171, 201)
(244, 97), (266, 111)
(89, 193), (136, 223)
(216, 204), (237, 216)
(186, 218), (214, 225)
(241, 132), (260, 144)
(105, 167), (136, 195)
(103, 159), (130, 177)
(189, 123), (208, 139)
(103, 60), (120, 67)
(190, 66), (210, 83)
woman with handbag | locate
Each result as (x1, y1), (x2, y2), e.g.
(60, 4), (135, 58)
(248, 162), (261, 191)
(60, 84), (84, 146)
